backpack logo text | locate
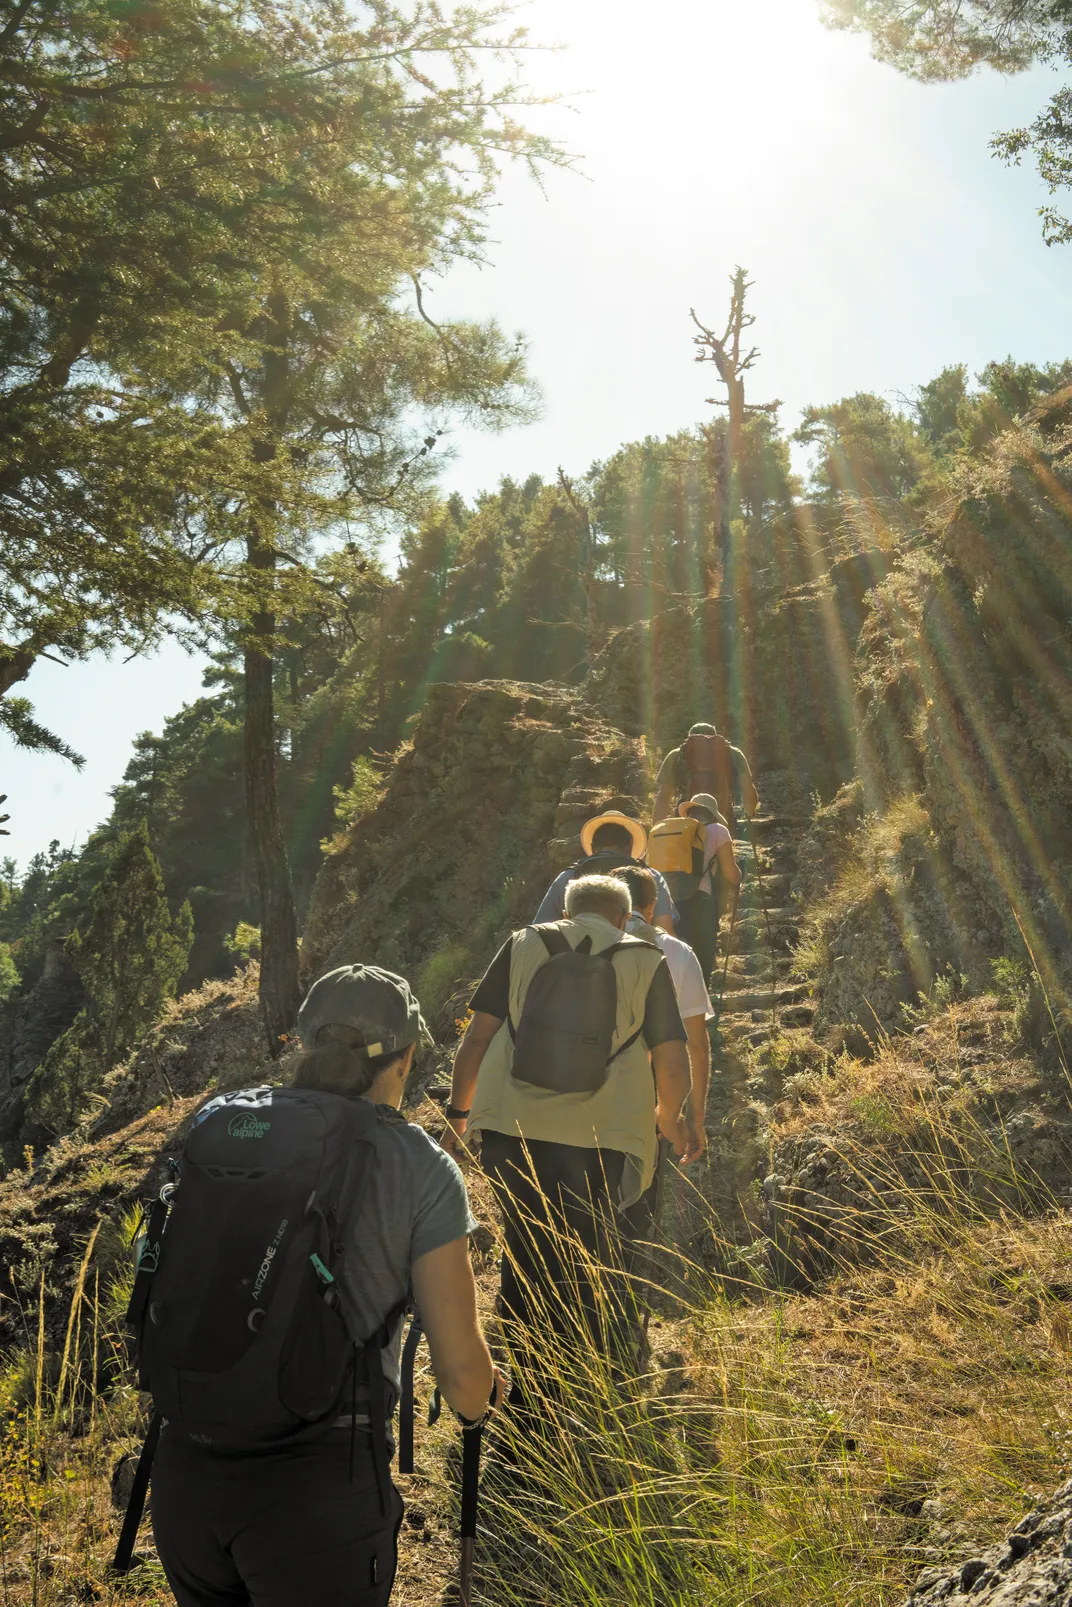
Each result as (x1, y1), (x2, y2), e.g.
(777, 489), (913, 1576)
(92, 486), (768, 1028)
(228, 1113), (271, 1140)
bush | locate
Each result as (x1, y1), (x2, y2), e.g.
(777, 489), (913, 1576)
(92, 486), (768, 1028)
(331, 756), (383, 828)
(224, 921), (262, 962)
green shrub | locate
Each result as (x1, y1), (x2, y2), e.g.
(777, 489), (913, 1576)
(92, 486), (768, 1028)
(416, 940), (472, 1028)
(224, 921), (262, 962)
(331, 756), (382, 828)
(0, 940), (18, 1004)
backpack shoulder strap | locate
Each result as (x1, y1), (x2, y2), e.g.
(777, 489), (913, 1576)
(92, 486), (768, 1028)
(600, 936), (661, 1063)
(533, 923), (572, 958)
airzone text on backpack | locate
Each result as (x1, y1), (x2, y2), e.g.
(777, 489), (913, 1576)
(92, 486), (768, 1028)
(114, 1087), (410, 1572)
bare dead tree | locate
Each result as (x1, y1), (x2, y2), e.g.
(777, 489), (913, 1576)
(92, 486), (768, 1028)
(690, 267), (781, 589)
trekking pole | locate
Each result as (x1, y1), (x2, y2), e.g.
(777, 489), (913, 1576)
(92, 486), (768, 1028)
(459, 1419), (483, 1607)
(745, 816), (778, 1030)
(710, 885), (740, 1042)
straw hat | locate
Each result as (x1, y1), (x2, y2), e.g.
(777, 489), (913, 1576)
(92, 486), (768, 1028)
(579, 810), (647, 859)
(679, 793), (729, 827)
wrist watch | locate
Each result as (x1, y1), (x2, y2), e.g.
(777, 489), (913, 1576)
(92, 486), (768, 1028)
(445, 1105), (470, 1122)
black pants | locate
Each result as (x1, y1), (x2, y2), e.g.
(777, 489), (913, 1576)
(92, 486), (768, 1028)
(676, 893), (720, 982)
(480, 1133), (652, 1407)
(152, 1428), (403, 1607)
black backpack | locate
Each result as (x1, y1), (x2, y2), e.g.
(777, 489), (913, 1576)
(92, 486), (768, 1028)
(114, 1087), (405, 1571)
(508, 925), (655, 1096)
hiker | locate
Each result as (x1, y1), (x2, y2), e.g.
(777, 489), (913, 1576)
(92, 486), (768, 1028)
(533, 808), (677, 933)
(442, 874), (693, 1409)
(142, 964), (503, 1607)
(652, 721), (760, 831)
(663, 793), (742, 984)
(618, 866), (712, 1164)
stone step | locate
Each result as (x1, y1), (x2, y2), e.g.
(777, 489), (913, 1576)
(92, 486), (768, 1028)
(729, 906), (798, 932)
(736, 875), (792, 904)
(714, 982), (811, 1014)
(721, 964), (793, 991)
(725, 948), (794, 972)
(739, 814), (813, 836)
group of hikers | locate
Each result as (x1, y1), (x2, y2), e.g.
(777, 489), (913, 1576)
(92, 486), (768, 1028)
(121, 723), (759, 1607)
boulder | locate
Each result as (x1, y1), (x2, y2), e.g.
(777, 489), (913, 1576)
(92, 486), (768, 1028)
(905, 1480), (1072, 1605)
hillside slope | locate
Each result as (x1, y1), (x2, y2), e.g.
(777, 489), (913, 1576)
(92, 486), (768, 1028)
(0, 491), (1070, 1605)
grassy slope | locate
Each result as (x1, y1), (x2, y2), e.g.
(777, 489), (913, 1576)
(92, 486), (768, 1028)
(0, 994), (1069, 1606)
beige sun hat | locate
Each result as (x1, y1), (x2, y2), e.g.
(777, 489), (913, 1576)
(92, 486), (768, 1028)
(579, 810), (647, 859)
(679, 793), (729, 827)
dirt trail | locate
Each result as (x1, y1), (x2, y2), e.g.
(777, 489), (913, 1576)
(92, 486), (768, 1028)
(660, 769), (815, 1269)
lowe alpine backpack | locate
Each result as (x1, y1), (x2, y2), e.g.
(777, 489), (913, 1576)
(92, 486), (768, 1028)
(646, 816), (707, 902)
(508, 925), (655, 1096)
(121, 1090), (404, 1513)
(676, 731), (739, 822)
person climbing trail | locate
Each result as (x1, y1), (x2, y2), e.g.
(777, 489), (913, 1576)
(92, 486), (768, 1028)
(618, 866), (712, 1165)
(134, 963), (503, 1607)
(442, 874), (692, 1420)
(652, 722), (760, 832)
(650, 794), (741, 984)
(533, 807), (677, 933)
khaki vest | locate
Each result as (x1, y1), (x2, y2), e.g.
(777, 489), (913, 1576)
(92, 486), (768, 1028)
(469, 912), (664, 1207)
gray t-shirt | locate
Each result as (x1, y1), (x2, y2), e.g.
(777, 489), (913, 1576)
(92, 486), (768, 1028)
(338, 1102), (475, 1409)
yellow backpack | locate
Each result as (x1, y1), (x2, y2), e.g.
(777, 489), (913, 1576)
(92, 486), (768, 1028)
(646, 817), (707, 899)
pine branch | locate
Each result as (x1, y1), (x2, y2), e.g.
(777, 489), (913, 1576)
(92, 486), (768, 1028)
(0, 695), (85, 766)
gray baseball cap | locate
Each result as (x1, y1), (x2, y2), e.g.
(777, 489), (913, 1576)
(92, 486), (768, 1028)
(296, 964), (429, 1056)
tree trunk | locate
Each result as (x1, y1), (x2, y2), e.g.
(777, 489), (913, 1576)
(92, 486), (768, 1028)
(243, 288), (300, 1055)
(244, 587), (300, 1054)
(722, 377), (745, 582)
(0, 638), (39, 696)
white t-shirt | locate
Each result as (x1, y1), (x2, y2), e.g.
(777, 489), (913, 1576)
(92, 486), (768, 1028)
(697, 821), (732, 896)
(627, 916), (713, 1020)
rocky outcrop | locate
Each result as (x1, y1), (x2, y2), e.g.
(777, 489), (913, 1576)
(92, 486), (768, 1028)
(301, 679), (649, 1030)
(854, 412), (1072, 1020)
(905, 1479), (1072, 1605)
(95, 965), (266, 1136)
(584, 546), (893, 803)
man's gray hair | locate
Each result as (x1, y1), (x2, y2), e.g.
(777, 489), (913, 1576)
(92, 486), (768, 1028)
(565, 874), (631, 921)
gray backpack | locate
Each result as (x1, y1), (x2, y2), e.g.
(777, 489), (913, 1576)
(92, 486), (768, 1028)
(508, 925), (655, 1095)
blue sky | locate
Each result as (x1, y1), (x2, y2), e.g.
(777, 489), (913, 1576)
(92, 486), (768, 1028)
(4, 0), (1069, 870)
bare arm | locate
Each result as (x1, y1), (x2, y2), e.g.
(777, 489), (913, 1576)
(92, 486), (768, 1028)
(717, 838), (742, 887)
(654, 911), (675, 934)
(650, 1038), (691, 1159)
(442, 1009), (502, 1159)
(411, 1238), (503, 1422)
(682, 1015), (710, 1163)
(652, 780), (674, 827)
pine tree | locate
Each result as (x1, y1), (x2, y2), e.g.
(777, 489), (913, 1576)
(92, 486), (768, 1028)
(821, 2), (1072, 242)
(27, 823), (192, 1132)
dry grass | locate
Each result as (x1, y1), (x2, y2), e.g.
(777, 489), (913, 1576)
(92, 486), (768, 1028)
(793, 795), (933, 987)
(1, 1016), (1070, 1607)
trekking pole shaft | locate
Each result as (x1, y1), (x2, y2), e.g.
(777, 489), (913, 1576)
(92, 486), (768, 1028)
(710, 886), (739, 1039)
(745, 818), (778, 1026)
(745, 818), (776, 949)
(460, 1538), (475, 1607)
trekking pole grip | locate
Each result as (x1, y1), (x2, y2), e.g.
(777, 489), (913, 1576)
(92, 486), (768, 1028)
(458, 1417), (483, 1607)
